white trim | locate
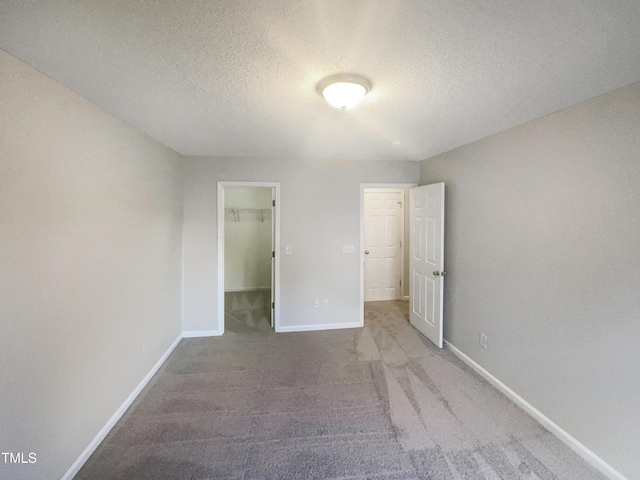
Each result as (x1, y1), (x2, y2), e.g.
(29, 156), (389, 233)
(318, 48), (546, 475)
(224, 286), (271, 293)
(62, 334), (183, 480)
(364, 187), (406, 194)
(272, 185), (281, 330)
(360, 183), (417, 320)
(217, 182), (281, 336)
(181, 224), (185, 334)
(217, 184), (225, 335)
(276, 321), (362, 333)
(445, 341), (627, 480)
(182, 330), (222, 338)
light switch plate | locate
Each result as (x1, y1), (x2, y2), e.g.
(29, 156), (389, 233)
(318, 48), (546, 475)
(343, 244), (355, 253)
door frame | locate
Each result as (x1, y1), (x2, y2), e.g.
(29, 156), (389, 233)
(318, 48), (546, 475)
(360, 183), (416, 320)
(217, 181), (281, 334)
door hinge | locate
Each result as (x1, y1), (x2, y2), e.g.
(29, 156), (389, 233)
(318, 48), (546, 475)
(272, 302), (275, 309)
(399, 279), (402, 287)
(272, 200), (275, 207)
(272, 251), (275, 258)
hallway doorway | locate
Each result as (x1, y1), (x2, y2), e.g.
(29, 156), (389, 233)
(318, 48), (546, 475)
(360, 183), (415, 320)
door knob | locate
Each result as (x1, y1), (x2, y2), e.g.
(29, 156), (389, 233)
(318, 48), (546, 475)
(365, 250), (369, 254)
(433, 271), (446, 276)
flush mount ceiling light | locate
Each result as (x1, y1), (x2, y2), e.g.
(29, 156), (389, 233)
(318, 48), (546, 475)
(317, 74), (371, 110)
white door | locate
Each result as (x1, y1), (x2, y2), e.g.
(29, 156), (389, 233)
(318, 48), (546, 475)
(270, 189), (275, 328)
(409, 183), (445, 348)
(364, 190), (403, 301)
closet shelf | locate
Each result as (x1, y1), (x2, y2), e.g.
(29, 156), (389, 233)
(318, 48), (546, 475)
(224, 207), (272, 222)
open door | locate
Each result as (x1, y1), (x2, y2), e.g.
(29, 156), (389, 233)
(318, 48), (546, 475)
(270, 189), (275, 328)
(409, 183), (445, 348)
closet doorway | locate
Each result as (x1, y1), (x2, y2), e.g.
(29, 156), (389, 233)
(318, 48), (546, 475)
(217, 182), (280, 334)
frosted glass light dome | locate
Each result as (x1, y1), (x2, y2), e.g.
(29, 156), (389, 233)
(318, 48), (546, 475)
(318, 74), (371, 110)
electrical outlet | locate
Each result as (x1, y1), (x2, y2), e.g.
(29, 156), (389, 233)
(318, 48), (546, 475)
(479, 333), (488, 349)
(313, 300), (320, 309)
(285, 245), (292, 254)
(323, 299), (329, 308)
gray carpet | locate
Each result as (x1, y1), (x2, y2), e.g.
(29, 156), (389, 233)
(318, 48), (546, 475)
(75, 295), (605, 479)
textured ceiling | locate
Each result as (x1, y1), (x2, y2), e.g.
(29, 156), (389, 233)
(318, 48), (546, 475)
(1, 1), (640, 161)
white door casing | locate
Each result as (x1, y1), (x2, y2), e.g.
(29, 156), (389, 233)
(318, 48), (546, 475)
(409, 183), (445, 348)
(364, 189), (403, 301)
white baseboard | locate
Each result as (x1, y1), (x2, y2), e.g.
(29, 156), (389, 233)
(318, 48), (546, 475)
(445, 341), (627, 480)
(182, 330), (221, 338)
(61, 334), (183, 480)
(276, 321), (363, 333)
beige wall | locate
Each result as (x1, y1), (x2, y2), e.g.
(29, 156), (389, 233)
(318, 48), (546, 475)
(0, 50), (184, 480)
(420, 82), (640, 478)
(182, 157), (420, 333)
